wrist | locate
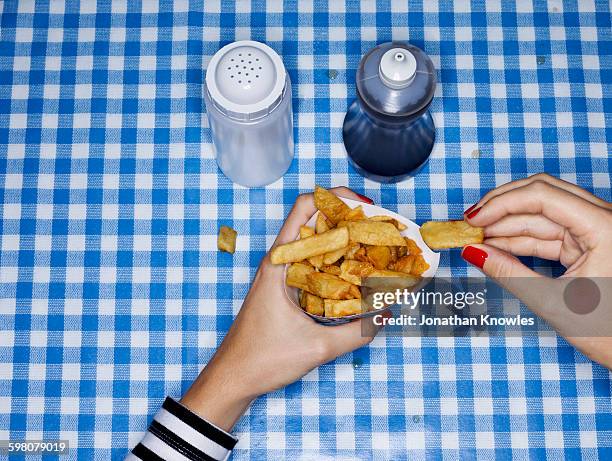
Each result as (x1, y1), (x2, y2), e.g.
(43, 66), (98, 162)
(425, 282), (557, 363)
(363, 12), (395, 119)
(180, 363), (255, 432)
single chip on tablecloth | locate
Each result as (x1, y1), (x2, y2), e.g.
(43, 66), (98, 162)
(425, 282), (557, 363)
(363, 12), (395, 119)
(217, 225), (237, 254)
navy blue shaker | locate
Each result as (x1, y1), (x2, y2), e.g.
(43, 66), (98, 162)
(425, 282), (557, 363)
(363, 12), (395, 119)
(343, 42), (437, 183)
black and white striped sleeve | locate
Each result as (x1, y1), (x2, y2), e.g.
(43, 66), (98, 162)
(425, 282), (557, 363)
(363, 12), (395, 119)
(127, 397), (238, 461)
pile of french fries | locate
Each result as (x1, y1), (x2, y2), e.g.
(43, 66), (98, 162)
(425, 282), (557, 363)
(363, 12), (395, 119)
(271, 187), (429, 318)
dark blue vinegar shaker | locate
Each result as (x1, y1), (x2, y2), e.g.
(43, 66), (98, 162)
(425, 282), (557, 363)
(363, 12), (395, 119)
(343, 42), (437, 183)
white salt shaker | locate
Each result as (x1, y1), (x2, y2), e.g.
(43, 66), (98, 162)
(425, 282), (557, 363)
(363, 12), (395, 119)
(204, 41), (294, 187)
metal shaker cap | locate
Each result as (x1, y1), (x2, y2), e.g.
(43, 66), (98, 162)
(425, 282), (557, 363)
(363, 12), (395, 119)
(356, 42), (436, 118)
(205, 40), (287, 121)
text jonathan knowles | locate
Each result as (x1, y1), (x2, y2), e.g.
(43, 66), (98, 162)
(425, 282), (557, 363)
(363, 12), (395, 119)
(373, 313), (535, 327)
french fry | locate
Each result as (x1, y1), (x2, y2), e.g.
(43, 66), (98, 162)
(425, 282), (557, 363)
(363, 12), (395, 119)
(308, 255), (323, 269)
(347, 221), (406, 246)
(324, 298), (363, 318)
(300, 291), (324, 316)
(320, 264), (341, 276)
(306, 272), (361, 300)
(352, 246), (369, 262)
(344, 243), (362, 260)
(344, 205), (367, 221)
(322, 245), (349, 265)
(314, 186), (351, 224)
(315, 212), (332, 234)
(366, 245), (392, 270)
(419, 220), (484, 249)
(389, 245), (398, 263)
(339, 260), (375, 285)
(300, 226), (323, 267)
(271, 227), (349, 264)
(363, 269), (421, 295)
(335, 220), (349, 228)
(286, 263), (316, 291)
(299, 225), (315, 239)
(309, 256), (324, 268)
(410, 254), (430, 276)
(392, 255), (415, 274)
(369, 215), (408, 231)
(217, 226), (237, 254)
(405, 237), (422, 255)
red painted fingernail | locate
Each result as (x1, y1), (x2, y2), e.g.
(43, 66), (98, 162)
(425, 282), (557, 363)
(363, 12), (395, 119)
(464, 203), (477, 215)
(466, 207), (481, 219)
(355, 193), (374, 204)
(462, 245), (488, 269)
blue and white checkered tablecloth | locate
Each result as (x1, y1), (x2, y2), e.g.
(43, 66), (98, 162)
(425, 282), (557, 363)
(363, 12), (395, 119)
(0, 0), (611, 459)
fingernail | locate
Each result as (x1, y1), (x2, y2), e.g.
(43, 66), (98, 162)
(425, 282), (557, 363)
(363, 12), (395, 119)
(355, 193), (374, 204)
(464, 203), (478, 215)
(462, 245), (488, 269)
(466, 207), (481, 219)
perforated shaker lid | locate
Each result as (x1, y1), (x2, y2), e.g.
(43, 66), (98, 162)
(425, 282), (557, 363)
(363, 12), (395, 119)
(205, 40), (287, 121)
(356, 42), (436, 118)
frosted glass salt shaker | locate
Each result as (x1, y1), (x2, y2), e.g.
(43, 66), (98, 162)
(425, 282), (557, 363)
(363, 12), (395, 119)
(204, 41), (294, 187)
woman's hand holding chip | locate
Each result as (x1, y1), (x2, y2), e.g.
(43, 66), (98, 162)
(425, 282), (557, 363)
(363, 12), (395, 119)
(463, 173), (612, 370)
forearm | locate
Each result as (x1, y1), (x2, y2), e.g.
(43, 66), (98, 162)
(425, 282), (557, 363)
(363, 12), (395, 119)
(180, 364), (255, 432)
(128, 364), (252, 461)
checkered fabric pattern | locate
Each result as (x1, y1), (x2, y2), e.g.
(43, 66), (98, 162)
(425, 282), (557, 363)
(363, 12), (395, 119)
(0, 0), (610, 459)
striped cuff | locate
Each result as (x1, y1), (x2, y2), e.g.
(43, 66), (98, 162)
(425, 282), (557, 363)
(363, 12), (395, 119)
(128, 397), (238, 461)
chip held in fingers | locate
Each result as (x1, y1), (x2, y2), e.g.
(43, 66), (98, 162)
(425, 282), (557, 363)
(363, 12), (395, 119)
(419, 220), (484, 250)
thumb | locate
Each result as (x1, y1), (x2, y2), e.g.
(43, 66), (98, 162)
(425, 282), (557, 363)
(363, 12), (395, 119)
(461, 243), (555, 317)
(461, 244), (567, 329)
(461, 244), (611, 340)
